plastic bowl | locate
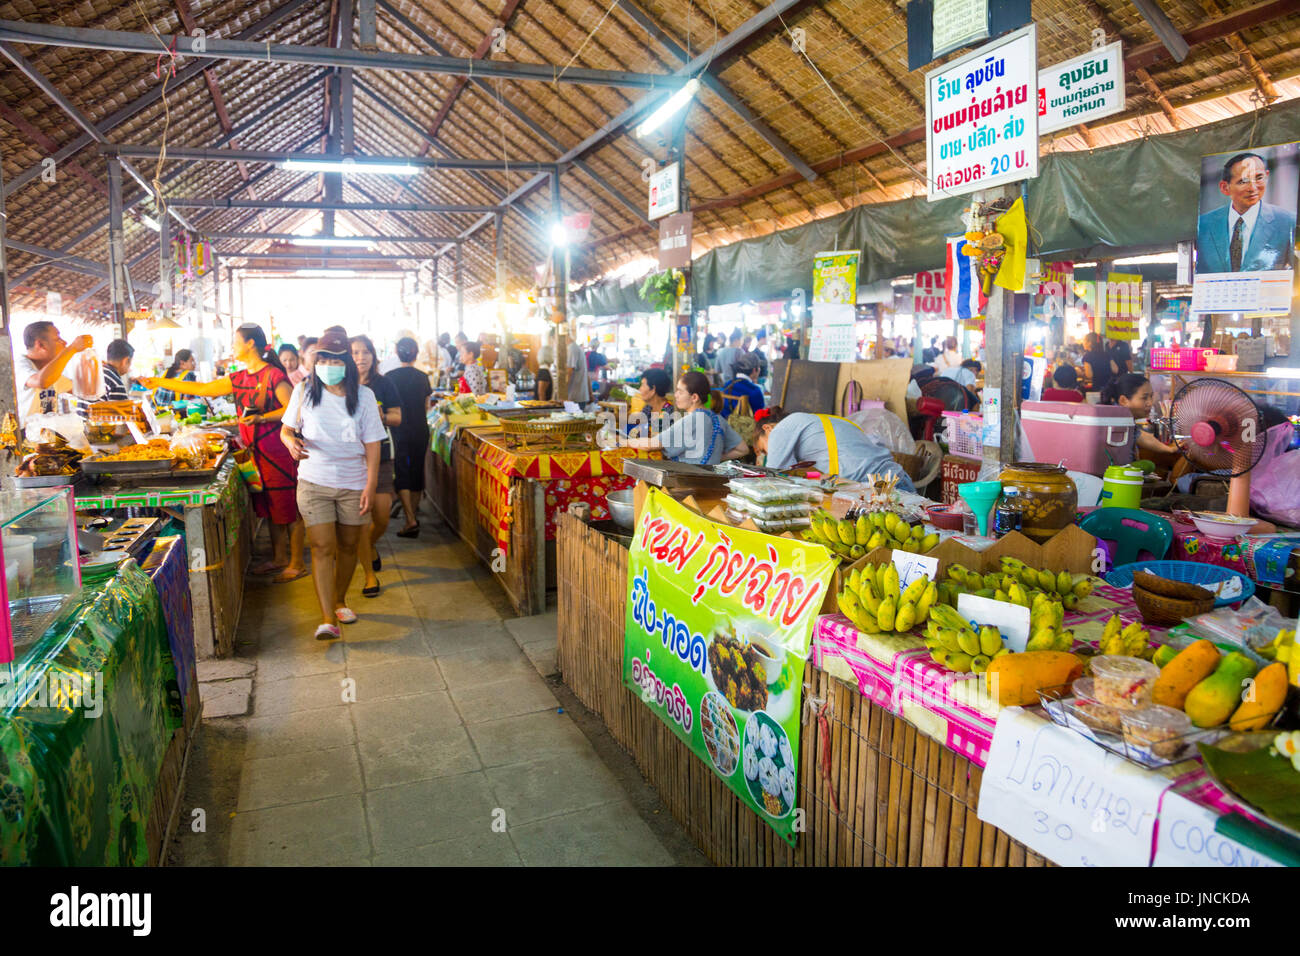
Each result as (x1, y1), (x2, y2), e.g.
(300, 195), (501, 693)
(1121, 704), (1193, 760)
(1188, 512), (1259, 539)
(1090, 655), (1160, 710)
(924, 504), (965, 531)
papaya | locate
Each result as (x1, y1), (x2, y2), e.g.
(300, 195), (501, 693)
(1228, 661), (1289, 731)
(984, 651), (1085, 707)
(1152, 644), (1180, 669)
(1150, 639), (1221, 710)
(1184, 652), (1258, 729)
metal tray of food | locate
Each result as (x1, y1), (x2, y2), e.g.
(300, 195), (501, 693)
(171, 448), (229, 481)
(10, 471), (80, 489)
(80, 456), (176, 475)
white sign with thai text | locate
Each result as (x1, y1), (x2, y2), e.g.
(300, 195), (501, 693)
(1038, 42), (1125, 135)
(648, 163), (679, 221)
(925, 25), (1039, 201)
(1152, 788), (1282, 868)
(932, 0), (988, 58)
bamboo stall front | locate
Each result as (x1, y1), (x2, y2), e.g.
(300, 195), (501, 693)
(556, 513), (1050, 867)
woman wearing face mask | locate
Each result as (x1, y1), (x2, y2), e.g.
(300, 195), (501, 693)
(350, 335), (401, 596)
(143, 324), (306, 581)
(280, 330), (386, 640)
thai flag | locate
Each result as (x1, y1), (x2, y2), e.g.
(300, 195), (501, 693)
(945, 235), (987, 321)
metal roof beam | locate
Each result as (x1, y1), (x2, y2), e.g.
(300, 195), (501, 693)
(1130, 0), (1190, 62)
(2, 0), (318, 198)
(0, 19), (691, 90)
(614, 0), (816, 182)
(102, 145), (557, 172)
(6, 239), (157, 297)
(166, 197), (499, 213)
(205, 232), (463, 243)
(211, 251), (428, 260)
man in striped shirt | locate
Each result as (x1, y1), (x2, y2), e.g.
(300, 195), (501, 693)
(77, 339), (134, 418)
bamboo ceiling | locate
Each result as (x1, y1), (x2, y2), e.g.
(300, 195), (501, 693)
(0, 0), (1297, 317)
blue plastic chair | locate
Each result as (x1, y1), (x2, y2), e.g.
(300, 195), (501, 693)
(1078, 508), (1173, 568)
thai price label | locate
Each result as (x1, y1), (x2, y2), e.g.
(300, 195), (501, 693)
(623, 488), (836, 845)
(925, 25), (1039, 201)
(1038, 42), (1125, 134)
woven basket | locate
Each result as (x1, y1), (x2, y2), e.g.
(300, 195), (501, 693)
(499, 416), (598, 449)
(892, 451), (924, 481)
(1132, 583), (1214, 627)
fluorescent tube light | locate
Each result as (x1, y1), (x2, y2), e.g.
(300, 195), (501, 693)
(279, 159), (420, 176)
(636, 78), (701, 138)
(141, 215), (161, 232)
(290, 236), (375, 249)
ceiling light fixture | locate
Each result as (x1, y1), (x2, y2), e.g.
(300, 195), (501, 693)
(279, 159), (420, 176)
(295, 269), (358, 278)
(290, 236), (375, 249)
(141, 215), (161, 232)
(635, 77), (701, 138)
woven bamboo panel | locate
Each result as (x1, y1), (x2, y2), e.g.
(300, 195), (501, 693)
(557, 512), (1052, 867)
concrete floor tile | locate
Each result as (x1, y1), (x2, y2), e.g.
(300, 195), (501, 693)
(466, 711), (592, 769)
(484, 751), (625, 826)
(365, 771), (498, 853)
(351, 690), (464, 742)
(372, 832), (521, 866)
(337, 628), (434, 668)
(200, 678), (252, 718)
(521, 642), (558, 677)
(237, 746), (364, 811)
(252, 671), (352, 716)
(422, 621), (518, 657)
(241, 707), (356, 761)
(510, 800), (675, 867)
(504, 611), (557, 647)
(197, 659), (256, 681)
(254, 645), (347, 683)
(448, 674), (559, 724)
(346, 658), (445, 700)
(358, 723), (481, 790)
(437, 645), (534, 689)
(229, 794), (370, 866)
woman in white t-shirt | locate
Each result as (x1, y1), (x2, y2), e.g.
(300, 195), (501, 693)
(281, 330), (387, 640)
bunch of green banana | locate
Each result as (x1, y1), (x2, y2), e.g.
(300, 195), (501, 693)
(837, 562), (938, 635)
(806, 509), (940, 559)
(1026, 594), (1074, 651)
(1098, 614), (1152, 657)
(998, 557), (1095, 608)
(923, 617), (1008, 673)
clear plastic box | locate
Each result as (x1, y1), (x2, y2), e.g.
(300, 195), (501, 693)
(0, 487), (82, 666)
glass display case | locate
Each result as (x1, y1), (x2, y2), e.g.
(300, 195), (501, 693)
(0, 487), (81, 665)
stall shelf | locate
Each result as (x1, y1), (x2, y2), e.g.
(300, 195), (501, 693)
(556, 513), (1049, 866)
(75, 460), (252, 659)
(0, 556), (195, 865)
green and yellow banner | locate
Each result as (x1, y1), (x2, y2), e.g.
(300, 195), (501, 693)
(812, 250), (861, 305)
(623, 488), (836, 845)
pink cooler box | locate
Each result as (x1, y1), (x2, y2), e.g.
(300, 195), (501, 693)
(1020, 401), (1134, 476)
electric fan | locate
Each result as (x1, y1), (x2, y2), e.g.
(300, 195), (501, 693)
(1163, 378), (1265, 516)
(918, 376), (972, 441)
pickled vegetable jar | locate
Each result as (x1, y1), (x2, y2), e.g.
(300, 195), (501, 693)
(996, 462), (1077, 543)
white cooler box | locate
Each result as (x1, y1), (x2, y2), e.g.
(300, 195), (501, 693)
(1020, 401), (1134, 476)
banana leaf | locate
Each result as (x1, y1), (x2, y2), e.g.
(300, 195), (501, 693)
(1197, 740), (1300, 833)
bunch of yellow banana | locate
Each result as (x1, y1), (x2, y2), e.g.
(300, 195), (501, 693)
(807, 509), (940, 560)
(1026, 594), (1074, 651)
(1261, 629), (1300, 687)
(1098, 614), (1152, 657)
(837, 562), (938, 635)
(998, 557), (1095, 608)
(922, 617), (1008, 673)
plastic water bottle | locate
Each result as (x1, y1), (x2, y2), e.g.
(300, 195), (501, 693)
(993, 489), (1023, 539)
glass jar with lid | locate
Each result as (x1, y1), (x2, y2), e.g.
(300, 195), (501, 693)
(996, 462), (1078, 543)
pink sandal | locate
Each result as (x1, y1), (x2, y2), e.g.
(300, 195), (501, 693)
(314, 624), (341, 641)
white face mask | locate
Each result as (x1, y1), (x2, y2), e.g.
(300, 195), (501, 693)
(316, 364), (345, 386)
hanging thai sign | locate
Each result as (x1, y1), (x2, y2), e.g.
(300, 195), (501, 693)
(658, 212), (693, 270)
(925, 24), (1038, 201)
(1104, 271), (1143, 341)
(648, 162), (680, 221)
(563, 211), (592, 244)
(913, 269), (946, 316)
(1037, 42), (1124, 135)
(623, 488), (836, 845)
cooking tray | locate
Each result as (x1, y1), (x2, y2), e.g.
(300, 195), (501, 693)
(11, 471), (80, 489)
(171, 449), (229, 481)
(81, 455), (176, 476)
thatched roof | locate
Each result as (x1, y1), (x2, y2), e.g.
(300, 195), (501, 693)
(1, 0), (1297, 318)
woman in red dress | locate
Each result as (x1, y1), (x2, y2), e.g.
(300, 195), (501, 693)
(143, 324), (306, 581)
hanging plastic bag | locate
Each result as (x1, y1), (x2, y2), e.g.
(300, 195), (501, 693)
(233, 449), (263, 492)
(71, 349), (103, 401)
(1249, 422), (1300, 527)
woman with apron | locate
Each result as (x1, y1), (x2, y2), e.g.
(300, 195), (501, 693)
(625, 371), (748, 465)
(143, 323), (306, 581)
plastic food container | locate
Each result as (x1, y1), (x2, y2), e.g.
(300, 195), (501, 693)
(1121, 705), (1193, 760)
(726, 478), (820, 506)
(1091, 655), (1160, 710)
(1067, 678), (1124, 734)
(722, 496), (809, 520)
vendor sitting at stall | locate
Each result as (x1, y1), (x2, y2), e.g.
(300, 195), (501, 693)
(1099, 373), (1180, 460)
(625, 371), (748, 465)
(627, 368), (673, 437)
(719, 353), (765, 416)
(1042, 363), (1085, 402)
(752, 407), (915, 491)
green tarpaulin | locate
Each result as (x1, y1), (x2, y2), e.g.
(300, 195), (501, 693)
(574, 98), (1300, 315)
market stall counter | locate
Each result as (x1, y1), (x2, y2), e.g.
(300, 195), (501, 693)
(429, 413), (657, 616)
(75, 459), (252, 659)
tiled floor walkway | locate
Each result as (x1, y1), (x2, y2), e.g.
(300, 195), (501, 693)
(170, 509), (703, 866)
